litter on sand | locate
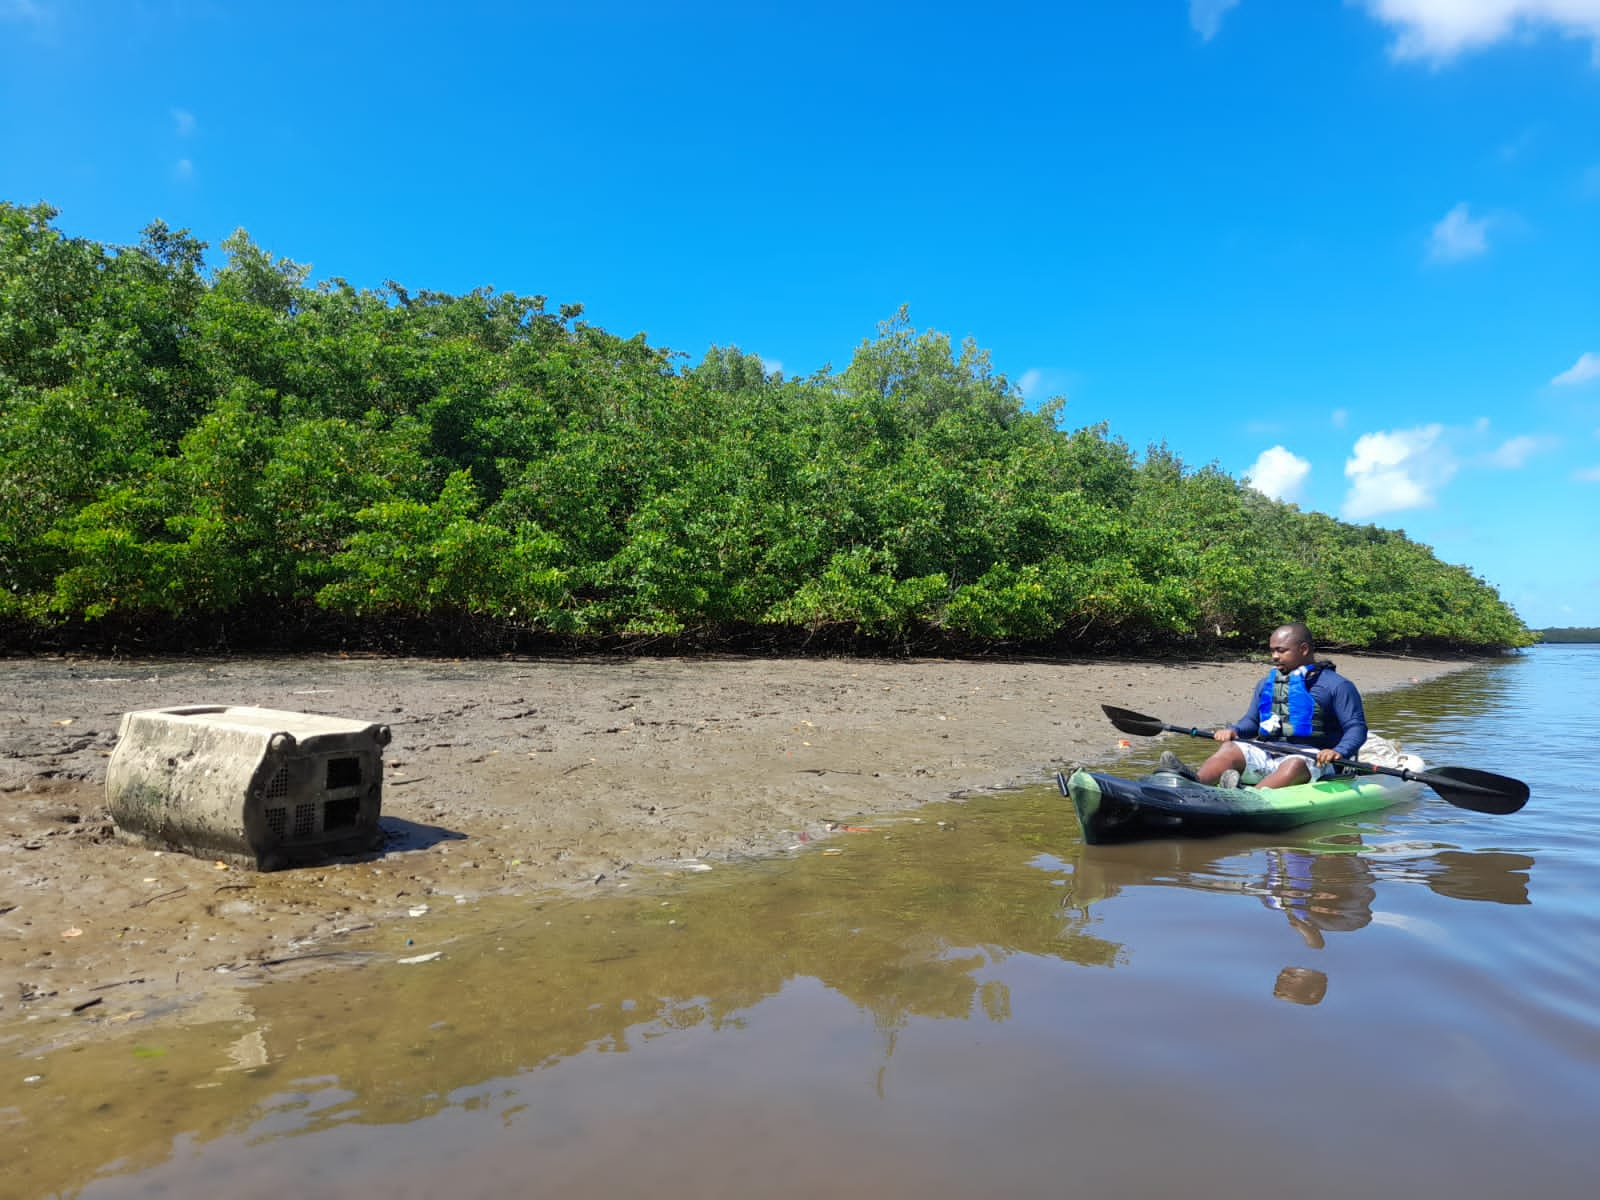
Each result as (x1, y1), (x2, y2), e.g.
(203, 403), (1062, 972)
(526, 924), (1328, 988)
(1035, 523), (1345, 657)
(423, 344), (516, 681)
(397, 951), (442, 964)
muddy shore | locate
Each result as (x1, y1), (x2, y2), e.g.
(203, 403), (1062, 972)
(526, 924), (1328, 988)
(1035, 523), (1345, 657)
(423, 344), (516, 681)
(1, 651), (1468, 1051)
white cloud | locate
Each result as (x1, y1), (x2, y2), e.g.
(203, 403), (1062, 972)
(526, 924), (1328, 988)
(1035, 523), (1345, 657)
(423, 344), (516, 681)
(1496, 127), (1542, 161)
(173, 158), (194, 181)
(1342, 424), (1456, 519)
(1482, 433), (1557, 467)
(1190, 0), (1241, 40)
(1575, 464), (1600, 481)
(1244, 445), (1312, 504)
(1331, 408), (1349, 429)
(758, 355), (783, 378)
(172, 108), (197, 137)
(1552, 351), (1600, 386)
(0, 1), (45, 23)
(1017, 367), (1073, 403)
(0, 1), (56, 44)
(1427, 202), (1490, 263)
(1362, 1), (1600, 64)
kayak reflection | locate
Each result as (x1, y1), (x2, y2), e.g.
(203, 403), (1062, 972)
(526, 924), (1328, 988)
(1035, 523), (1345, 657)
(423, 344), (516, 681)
(1060, 833), (1537, 1005)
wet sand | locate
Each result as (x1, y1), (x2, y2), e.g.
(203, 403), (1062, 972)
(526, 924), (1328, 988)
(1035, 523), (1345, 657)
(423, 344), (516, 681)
(0, 651), (1466, 1049)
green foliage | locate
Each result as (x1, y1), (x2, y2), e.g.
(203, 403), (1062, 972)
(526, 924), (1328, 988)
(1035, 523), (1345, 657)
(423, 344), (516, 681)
(0, 201), (1536, 652)
(320, 469), (569, 620)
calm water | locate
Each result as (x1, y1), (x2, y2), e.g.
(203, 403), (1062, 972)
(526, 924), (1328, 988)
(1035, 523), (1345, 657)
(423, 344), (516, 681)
(6, 646), (1598, 1200)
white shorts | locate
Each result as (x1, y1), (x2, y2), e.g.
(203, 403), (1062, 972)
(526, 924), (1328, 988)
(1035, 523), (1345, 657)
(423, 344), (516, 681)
(1239, 741), (1333, 783)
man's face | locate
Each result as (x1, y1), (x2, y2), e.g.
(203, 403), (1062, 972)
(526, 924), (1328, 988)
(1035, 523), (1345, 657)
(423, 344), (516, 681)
(1269, 630), (1313, 673)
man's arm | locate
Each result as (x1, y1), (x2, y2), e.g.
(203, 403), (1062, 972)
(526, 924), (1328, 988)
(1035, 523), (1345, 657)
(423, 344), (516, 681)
(1324, 675), (1367, 758)
(1231, 684), (1263, 739)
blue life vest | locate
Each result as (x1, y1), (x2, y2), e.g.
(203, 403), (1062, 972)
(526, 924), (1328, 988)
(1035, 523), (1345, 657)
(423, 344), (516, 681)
(1255, 664), (1327, 743)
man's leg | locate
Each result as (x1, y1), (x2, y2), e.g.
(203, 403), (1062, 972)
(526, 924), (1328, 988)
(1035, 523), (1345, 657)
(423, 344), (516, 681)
(1196, 743), (1247, 785)
(1255, 755), (1314, 789)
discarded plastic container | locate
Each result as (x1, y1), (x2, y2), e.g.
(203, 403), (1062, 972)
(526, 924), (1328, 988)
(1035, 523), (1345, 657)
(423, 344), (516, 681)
(106, 705), (390, 870)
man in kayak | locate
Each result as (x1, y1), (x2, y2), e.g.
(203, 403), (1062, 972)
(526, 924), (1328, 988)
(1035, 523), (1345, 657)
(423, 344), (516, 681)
(1160, 622), (1368, 789)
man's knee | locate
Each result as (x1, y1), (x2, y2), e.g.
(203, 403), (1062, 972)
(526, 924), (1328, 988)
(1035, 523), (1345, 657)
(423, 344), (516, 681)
(1276, 757), (1312, 784)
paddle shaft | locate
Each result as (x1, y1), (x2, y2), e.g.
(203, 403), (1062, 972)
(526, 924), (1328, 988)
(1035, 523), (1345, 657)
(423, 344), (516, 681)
(1157, 718), (1370, 776)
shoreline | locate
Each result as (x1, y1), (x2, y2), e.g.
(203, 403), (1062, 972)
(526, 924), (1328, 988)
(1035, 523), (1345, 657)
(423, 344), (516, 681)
(1, 650), (1477, 1051)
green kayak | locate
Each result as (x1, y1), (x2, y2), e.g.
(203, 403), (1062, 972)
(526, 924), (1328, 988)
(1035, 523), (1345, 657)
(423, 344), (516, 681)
(1059, 765), (1425, 845)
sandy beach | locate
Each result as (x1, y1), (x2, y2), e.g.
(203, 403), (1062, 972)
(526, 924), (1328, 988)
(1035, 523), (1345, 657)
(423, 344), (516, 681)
(0, 650), (1467, 1048)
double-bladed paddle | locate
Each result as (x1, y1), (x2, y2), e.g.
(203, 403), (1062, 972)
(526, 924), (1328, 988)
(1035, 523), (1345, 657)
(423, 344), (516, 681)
(1100, 703), (1529, 815)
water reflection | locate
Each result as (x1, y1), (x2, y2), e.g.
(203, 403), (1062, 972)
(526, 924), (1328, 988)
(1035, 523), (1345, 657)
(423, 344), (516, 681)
(1259, 845), (1375, 950)
(1273, 966), (1328, 1006)
(1056, 830), (1537, 1005)
(7, 796), (1116, 1198)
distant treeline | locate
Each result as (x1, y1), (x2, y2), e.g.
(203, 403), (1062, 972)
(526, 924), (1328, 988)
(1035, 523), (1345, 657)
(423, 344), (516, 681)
(0, 202), (1534, 655)
(1538, 628), (1600, 643)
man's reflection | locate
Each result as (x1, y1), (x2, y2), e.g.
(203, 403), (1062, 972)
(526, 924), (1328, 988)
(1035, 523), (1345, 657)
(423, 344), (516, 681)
(1064, 832), (1536, 1009)
(1258, 846), (1375, 1006)
(1273, 966), (1328, 1006)
(1258, 845), (1534, 1004)
(1260, 847), (1376, 952)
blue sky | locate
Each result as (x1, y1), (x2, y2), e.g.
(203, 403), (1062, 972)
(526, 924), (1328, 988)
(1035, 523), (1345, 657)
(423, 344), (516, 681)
(3, 1), (1598, 628)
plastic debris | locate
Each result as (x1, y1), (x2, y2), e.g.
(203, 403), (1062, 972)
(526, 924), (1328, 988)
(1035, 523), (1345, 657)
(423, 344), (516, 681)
(398, 951), (442, 964)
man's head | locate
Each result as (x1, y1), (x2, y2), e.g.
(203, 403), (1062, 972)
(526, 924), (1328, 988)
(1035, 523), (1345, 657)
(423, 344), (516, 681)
(1268, 623), (1315, 673)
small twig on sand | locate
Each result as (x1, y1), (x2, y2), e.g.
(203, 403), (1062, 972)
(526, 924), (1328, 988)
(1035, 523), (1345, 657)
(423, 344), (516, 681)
(90, 977), (148, 992)
(130, 885), (190, 908)
(254, 948), (375, 969)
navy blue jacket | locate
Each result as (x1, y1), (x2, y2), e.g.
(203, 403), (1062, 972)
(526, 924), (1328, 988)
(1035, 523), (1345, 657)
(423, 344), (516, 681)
(1231, 663), (1367, 759)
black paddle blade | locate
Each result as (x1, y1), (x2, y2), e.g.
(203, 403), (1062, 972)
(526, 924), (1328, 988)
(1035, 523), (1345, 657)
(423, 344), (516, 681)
(1420, 766), (1530, 815)
(1101, 705), (1168, 737)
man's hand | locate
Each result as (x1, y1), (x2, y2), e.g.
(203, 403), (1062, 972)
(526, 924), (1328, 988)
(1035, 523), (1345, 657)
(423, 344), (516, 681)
(1315, 748), (1339, 766)
(1213, 728), (1237, 742)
